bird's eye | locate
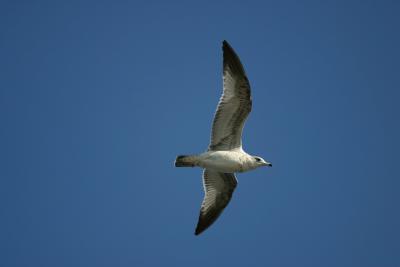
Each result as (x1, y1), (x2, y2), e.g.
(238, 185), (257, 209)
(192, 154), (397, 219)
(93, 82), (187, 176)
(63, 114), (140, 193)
(255, 157), (261, 162)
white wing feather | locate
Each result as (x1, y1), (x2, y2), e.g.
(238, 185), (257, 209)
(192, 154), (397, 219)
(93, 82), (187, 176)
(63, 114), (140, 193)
(195, 169), (237, 235)
(209, 40), (252, 151)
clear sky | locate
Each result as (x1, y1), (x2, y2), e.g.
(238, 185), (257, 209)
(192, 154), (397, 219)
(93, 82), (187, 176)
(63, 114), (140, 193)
(1, 1), (399, 266)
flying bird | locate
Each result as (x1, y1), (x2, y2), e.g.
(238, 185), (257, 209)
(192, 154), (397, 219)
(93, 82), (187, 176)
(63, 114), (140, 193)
(175, 40), (272, 235)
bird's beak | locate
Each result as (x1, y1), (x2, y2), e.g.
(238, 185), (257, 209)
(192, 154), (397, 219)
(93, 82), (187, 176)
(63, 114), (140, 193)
(264, 162), (272, 167)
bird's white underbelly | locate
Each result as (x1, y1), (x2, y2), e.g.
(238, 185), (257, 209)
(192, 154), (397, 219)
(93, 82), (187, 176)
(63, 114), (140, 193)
(197, 151), (249, 173)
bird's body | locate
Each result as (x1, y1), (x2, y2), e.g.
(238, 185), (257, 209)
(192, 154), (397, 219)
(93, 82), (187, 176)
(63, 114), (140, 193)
(180, 150), (259, 173)
(198, 150), (254, 173)
(175, 40), (272, 235)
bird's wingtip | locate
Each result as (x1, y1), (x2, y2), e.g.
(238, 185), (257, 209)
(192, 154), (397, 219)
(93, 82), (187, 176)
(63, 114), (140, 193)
(194, 226), (203, 236)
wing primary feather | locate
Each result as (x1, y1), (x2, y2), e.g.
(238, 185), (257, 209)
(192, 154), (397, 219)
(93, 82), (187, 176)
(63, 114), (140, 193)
(208, 40), (252, 151)
(195, 170), (237, 235)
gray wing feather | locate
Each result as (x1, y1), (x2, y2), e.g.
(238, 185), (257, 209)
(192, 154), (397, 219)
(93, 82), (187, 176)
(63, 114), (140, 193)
(209, 40), (252, 151)
(195, 169), (237, 235)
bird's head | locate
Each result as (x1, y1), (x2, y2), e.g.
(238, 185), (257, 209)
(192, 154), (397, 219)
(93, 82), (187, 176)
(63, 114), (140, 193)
(253, 156), (272, 167)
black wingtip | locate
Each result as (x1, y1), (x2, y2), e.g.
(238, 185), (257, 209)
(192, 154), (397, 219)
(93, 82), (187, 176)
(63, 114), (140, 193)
(194, 221), (206, 236)
(222, 40), (231, 49)
(194, 228), (202, 236)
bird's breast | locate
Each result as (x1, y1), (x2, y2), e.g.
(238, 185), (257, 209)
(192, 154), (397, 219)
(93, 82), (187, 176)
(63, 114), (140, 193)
(198, 151), (246, 173)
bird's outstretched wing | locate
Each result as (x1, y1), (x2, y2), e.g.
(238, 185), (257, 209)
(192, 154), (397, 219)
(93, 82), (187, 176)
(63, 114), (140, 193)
(195, 169), (237, 235)
(209, 40), (252, 151)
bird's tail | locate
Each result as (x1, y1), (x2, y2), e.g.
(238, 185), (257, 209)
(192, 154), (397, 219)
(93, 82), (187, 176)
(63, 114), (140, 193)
(175, 155), (197, 167)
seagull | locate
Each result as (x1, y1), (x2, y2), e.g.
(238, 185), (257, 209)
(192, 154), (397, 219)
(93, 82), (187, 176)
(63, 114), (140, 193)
(175, 40), (272, 235)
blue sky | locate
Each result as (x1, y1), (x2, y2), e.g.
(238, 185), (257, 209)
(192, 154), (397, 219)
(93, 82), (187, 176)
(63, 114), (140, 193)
(1, 1), (399, 266)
